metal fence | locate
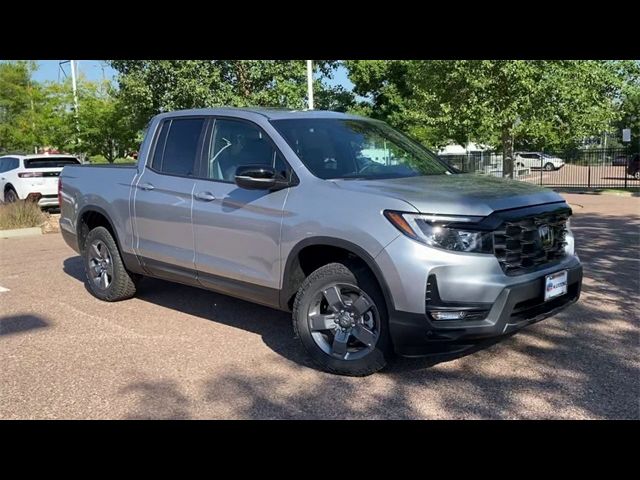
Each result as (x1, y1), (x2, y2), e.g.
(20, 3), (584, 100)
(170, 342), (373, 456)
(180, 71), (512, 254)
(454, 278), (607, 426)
(440, 148), (640, 189)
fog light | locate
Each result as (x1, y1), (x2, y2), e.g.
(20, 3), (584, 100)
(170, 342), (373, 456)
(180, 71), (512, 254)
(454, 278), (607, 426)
(430, 311), (467, 321)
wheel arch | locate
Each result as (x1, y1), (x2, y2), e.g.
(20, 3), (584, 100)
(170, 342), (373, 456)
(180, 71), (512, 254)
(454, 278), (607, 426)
(280, 237), (395, 315)
(76, 205), (122, 254)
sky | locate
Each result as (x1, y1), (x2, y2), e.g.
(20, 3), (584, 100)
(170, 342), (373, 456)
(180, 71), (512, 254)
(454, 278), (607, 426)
(31, 60), (354, 90)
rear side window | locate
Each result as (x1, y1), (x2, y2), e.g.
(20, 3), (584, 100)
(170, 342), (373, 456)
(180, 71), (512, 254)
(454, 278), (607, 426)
(151, 118), (205, 176)
(0, 157), (19, 171)
(24, 157), (80, 168)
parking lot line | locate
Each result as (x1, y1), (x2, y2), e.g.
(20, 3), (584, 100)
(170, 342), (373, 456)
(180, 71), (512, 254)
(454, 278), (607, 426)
(0, 286), (10, 292)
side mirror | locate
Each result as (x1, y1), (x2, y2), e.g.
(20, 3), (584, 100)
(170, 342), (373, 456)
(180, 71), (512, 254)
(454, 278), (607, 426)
(234, 165), (290, 190)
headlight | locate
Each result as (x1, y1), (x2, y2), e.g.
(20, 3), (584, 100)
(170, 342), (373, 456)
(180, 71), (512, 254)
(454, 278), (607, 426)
(564, 217), (575, 255)
(384, 211), (493, 253)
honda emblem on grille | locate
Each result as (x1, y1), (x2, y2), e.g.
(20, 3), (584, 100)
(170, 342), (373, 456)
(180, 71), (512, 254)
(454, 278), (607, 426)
(538, 224), (554, 249)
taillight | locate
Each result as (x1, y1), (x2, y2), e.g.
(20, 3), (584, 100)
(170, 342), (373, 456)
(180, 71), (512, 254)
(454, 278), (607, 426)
(58, 178), (62, 206)
(18, 172), (44, 178)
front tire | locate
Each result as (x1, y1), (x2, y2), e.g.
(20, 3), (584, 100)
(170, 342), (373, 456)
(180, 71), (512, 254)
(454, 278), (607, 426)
(544, 162), (555, 171)
(292, 262), (392, 376)
(82, 226), (138, 302)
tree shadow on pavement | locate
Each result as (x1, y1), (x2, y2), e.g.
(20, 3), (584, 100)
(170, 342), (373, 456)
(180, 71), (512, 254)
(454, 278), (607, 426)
(119, 379), (192, 420)
(0, 314), (49, 336)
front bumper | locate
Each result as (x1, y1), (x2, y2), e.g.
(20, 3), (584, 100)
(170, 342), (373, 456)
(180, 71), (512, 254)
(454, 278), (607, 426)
(388, 263), (582, 356)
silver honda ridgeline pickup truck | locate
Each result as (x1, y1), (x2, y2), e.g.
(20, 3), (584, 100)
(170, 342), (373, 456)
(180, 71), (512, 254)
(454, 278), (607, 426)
(59, 108), (582, 376)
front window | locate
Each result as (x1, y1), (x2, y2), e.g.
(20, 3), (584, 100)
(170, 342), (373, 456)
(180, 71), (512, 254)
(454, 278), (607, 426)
(271, 119), (451, 180)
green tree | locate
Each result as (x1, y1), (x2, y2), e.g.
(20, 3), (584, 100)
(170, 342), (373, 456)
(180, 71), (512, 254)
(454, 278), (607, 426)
(75, 81), (138, 162)
(347, 60), (636, 177)
(0, 61), (39, 153)
(108, 60), (353, 130)
(344, 60), (444, 147)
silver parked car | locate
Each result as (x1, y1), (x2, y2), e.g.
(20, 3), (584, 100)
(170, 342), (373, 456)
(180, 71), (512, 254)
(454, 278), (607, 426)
(515, 152), (565, 171)
(59, 108), (583, 376)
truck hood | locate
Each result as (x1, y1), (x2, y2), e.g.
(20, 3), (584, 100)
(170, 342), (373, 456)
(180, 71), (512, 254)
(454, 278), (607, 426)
(331, 174), (564, 216)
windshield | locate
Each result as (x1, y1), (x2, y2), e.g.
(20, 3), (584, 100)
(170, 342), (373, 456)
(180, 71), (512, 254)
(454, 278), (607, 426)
(271, 119), (451, 180)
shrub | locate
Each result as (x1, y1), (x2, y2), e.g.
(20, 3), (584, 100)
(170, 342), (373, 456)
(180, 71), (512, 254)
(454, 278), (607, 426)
(0, 201), (46, 230)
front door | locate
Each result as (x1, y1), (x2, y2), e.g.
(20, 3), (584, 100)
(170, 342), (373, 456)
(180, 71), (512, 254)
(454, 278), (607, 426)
(191, 118), (293, 305)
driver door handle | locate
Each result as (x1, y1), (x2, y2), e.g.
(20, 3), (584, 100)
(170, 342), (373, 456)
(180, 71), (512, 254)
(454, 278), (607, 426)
(195, 191), (216, 202)
(139, 182), (155, 191)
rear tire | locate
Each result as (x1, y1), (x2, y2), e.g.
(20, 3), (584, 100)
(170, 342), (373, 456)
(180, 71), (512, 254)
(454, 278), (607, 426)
(292, 262), (392, 376)
(635, 171), (640, 180)
(4, 188), (18, 203)
(82, 226), (137, 302)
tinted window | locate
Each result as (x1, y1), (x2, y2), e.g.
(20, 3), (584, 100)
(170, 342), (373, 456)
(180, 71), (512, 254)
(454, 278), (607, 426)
(272, 119), (450, 180)
(206, 119), (288, 182)
(153, 118), (204, 176)
(151, 121), (170, 170)
(0, 157), (19, 171)
(24, 157), (80, 168)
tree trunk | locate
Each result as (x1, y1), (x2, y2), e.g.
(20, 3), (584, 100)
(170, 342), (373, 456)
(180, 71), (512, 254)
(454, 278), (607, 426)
(502, 128), (514, 179)
(235, 62), (251, 98)
(107, 139), (115, 163)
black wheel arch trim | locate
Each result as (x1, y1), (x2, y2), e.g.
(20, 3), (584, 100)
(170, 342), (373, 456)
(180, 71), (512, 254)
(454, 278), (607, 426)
(280, 236), (396, 314)
(75, 204), (145, 275)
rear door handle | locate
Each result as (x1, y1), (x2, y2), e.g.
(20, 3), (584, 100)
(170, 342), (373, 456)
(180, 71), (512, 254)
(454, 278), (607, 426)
(139, 182), (155, 191)
(195, 191), (216, 202)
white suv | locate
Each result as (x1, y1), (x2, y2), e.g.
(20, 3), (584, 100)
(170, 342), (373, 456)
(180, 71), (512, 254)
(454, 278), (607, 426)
(0, 154), (81, 207)
(515, 152), (565, 171)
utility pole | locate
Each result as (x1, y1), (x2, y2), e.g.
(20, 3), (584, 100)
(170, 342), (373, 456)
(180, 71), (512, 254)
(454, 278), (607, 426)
(70, 60), (79, 117)
(306, 60), (314, 110)
(69, 60), (81, 150)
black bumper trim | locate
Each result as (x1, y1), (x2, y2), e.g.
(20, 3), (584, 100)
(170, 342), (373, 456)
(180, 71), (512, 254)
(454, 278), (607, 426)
(389, 264), (583, 357)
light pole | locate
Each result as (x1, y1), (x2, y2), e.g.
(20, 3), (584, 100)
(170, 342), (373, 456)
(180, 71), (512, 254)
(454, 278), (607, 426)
(69, 60), (81, 150)
(306, 60), (314, 110)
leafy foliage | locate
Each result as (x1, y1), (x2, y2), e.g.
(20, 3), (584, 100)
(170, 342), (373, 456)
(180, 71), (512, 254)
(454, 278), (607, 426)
(108, 60), (351, 131)
(345, 60), (639, 176)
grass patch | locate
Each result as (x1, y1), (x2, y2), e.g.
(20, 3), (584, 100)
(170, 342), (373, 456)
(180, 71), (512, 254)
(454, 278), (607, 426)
(0, 201), (46, 230)
(88, 155), (136, 165)
(597, 188), (640, 197)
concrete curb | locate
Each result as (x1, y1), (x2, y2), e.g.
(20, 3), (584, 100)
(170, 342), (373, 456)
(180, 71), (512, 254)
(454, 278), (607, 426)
(0, 227), (43, 238)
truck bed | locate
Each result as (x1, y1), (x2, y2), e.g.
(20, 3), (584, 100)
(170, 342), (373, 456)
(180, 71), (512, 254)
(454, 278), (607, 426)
(59, 163), (139, 254)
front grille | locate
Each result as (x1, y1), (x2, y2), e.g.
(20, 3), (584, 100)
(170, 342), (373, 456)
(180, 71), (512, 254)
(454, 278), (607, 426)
(493, 212), (569, 275)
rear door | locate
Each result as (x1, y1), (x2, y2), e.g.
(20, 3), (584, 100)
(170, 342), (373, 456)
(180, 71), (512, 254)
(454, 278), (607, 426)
(0, 158), (9, 199)
(132, 117), (206, 283)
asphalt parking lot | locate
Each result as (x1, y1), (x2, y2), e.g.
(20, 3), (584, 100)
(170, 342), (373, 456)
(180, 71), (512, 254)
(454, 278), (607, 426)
(1, 193), (638, 419)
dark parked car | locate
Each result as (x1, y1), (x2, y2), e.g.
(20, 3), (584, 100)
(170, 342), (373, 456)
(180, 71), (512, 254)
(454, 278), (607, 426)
(612, 155), (629, 166)
(627, 153), (640, 179)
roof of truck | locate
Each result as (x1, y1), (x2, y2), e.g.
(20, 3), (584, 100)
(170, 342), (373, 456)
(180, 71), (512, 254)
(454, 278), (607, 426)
(154, 107), (369, 121)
